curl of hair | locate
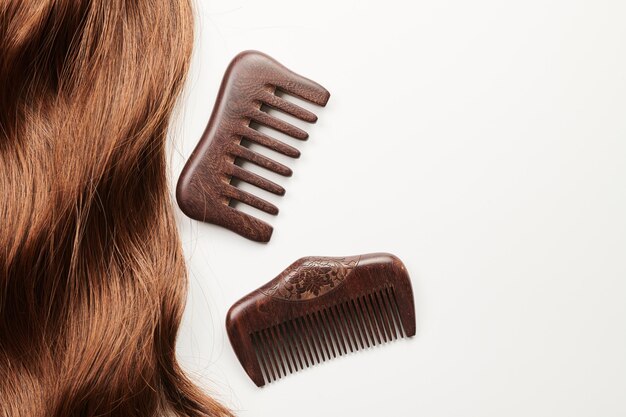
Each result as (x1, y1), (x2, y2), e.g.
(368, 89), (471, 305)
(0, 1), (232, 416)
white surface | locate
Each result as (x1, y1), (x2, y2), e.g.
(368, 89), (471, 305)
(170, 1), (626, 416)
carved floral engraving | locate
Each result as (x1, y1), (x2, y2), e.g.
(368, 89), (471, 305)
(261, 257), (359, 301)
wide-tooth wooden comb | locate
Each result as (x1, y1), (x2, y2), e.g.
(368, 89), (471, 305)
(176, 50), (330, 242)
(226, 253), (416, 386)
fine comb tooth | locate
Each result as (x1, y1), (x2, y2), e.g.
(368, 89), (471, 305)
(300, 316), (320, 365)
(304, 314), (325, 363)
(316, 310), (337, 358)
(176, 50), (329, 242)
(379, 287), (398, 340)
(340, 302), (361, 351)
(344, 301), (365, 350)
(256, 330), (277, 382)
(277, 323), (297, 374)
(324, 307), (347, 355)
(295, 317), (314, 367)
(279, 322), (301, 371)
(333, 304), (354, 353)
(374, 290), (394, 342)
(387, 286), (406, 337)
(361, 293), (383, 345)
(226, 253), (415, 386)
(268, 325), (289, 376)
(348, 300), (370, 349)
(260, 328), (281, 380)
(311, 311), (331, 361)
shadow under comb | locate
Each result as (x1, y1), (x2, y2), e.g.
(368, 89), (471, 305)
(176, 50), (330, 242)
(226, 253), (416, 386)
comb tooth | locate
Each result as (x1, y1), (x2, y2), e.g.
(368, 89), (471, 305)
(345, 301), (365, 349)
(351, 297), (372, 348)
(374, 290), (395, 341)
(257, 329), (278, 381)
(312, 311), (332, 360)
(268, 326), (289, 376)
(261, 92), (318, 123)
(298, 316), (320, 364)
(223, 185), (278, 215)
(288, 319), (308, 369)
(293, 317), (313, 367)
(314, 311), (337, 359)
(389, 285), (407, 337)
(282, 321), (303, 371)
(324, 307), (347, 355)
(322, 308), (341, 358)
(347, 299), (368, 349)
(230, 144), (293, 177)
(227, 164), (285, 196)
(361, 294), (382, 345)
(262, 328), (284, 379)
(340, 302), (362, 351)
(250, 109), (309, 140)
(367, 294), (387, 343)
(274, 79), (330, 107)
(279, 322), (299, 373)
(251, 332), (271, 384)
(317, 310), (337, 358)
(256, 330), (276, 383)
(333, 304), (355, 353)
(380, 287), (399, 340)
(240, 126), (301, 158)
(355, 296), (376, 348)
(304, 314), (326, 363)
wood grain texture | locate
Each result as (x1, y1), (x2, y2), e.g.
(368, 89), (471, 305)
(226, 253), (416, 386)
(176, 51), (330, 242)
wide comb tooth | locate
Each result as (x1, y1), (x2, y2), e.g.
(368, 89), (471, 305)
(230, 145), (292, 177)
(177, 51), (328, 242)
(223, 185), (278, 215)
(249, 109), (309, 140)
(225, 164), (285, 196)
(226, 253), (415, 386)
(273, 77), (330, 107)
(239, 126), (300, 158)
(261, 92), (318, 123)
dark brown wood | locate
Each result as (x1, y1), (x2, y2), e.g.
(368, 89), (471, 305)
(176, 50), (330, 242)
(226, 253), (416, 386)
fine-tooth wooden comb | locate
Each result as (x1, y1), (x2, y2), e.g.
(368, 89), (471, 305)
(226, 253), (416, 386)
(176, 50), (330, 242)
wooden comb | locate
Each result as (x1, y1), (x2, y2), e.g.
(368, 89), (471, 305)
(176, 51), (330, 242)
(226, 253), (416, 386)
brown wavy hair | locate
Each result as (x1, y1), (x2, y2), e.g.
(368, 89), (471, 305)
(0, 1), (231, 416)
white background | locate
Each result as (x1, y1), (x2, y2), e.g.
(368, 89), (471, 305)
(170, 1), (626, 416)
